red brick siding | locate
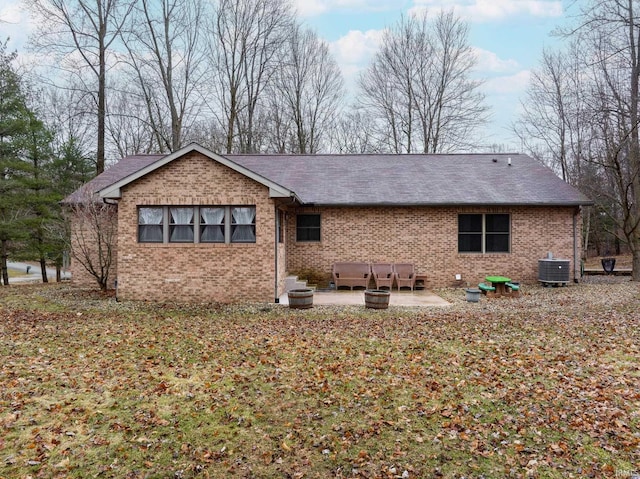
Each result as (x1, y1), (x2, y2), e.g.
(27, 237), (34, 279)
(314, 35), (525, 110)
(286, 206), (581, 288)
(69, 151), (583, 300)
(114, 152), (281, 302)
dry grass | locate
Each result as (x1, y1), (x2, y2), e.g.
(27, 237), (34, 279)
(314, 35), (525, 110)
(0, 280), (639, 478)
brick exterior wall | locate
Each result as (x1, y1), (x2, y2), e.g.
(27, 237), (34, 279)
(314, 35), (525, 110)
(285, 205), (582, 288)
(69, 151), (584, 301)
(111, 152), (282, 303)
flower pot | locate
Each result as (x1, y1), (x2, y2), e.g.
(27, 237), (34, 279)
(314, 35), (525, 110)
(288, 288), (314, 309)
(365, 289), (390, 309)
(465, 288), (481, 303)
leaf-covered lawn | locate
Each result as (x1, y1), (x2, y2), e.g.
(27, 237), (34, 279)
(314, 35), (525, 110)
(1, 282), (639, 478)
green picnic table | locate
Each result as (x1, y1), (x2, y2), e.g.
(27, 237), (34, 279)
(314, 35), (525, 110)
(485, 275), (511, 297)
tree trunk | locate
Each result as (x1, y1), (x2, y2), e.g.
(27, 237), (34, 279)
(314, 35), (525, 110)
(1, 239), (8, 286)
(40, 256), (48, 283)
(97, 33), (106, 174)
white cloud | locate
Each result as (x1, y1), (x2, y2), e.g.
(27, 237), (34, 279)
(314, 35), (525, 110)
(330, 29), (385, 90)
(293, 0), (329, 17)
(0, 1), (35, 52)
(331, 29), (384, 65)
(293, 0), (401, 17)
(474, 47), (520, 74)
(0, 2), (22, 23)
(484, 70), (531, 95)
(409, 0), (563, 23)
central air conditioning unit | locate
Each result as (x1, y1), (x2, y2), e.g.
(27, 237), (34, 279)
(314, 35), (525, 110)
(538, 258), (570, 285)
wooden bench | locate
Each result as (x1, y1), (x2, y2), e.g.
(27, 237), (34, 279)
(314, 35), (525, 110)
(332, 262), (371, 290)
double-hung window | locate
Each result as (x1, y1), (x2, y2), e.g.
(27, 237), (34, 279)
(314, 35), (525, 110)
(200, 207), (225, 243)
(169, 207), (194, 242)
(458, 213), (510, 253)
(138, 207), (164, 243)
(231, 207), (256, 243)
(296, 214), (321, 242)
(138, 205), (256, 244)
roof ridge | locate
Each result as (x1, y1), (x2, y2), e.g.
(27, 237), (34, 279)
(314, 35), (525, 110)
(224, 152), (524, 157)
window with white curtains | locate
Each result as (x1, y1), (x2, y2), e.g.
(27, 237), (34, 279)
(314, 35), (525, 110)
(200, 207), (225, 243)
(170, 207), (194, 242)
(138, 206), (256, 244)
(231, 207), (256, 243)
(138, 207), (164, 242)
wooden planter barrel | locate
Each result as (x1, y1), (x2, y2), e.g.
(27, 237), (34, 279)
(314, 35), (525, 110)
(288, 289), (314, 309)
(365, 289), (390, 309)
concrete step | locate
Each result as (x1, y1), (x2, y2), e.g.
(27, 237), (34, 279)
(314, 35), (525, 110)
(284, 275), (309, 292)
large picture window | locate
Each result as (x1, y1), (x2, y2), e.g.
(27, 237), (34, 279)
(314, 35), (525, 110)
(458, 213), (510, 253)
(138, 206), (255, 244)
(296, 214), (321, 242)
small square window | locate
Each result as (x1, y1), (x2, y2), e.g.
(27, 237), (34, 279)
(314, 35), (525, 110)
(296, 214), (321, 242)
(458, 213), (510, 253)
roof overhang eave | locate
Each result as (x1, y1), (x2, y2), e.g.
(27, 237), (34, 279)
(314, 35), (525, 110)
(297, 200), (595, 207)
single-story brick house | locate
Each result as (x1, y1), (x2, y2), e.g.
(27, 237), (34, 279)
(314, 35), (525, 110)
(64, 143), (592, 302)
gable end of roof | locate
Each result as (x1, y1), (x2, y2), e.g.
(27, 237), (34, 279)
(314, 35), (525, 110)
(98, 143), (296, 200)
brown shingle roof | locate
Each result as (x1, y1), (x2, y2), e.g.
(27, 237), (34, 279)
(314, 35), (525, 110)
(62, 154), (162, 204)
(65, 146), (592, 207)
(228, 153), (592, 206)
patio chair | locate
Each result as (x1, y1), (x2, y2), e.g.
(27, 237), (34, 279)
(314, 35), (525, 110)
(371, 263), (395, 290)
(393, 263), (416, 291)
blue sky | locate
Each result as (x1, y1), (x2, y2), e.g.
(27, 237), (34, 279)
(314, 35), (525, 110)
(0, 0), (569, 149)
(295, 0), (569, 148)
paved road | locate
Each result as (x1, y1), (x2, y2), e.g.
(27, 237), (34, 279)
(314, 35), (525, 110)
(6, 261), (71, 284)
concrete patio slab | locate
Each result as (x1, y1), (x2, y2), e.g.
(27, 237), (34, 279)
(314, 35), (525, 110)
(279, 289), (450, 307)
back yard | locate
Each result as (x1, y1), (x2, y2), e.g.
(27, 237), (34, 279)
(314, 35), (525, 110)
(0, 279), (638, 478)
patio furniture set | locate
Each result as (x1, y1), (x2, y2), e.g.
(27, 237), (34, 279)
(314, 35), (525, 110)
(332, 262), (418, 291)
(478, 275), (520, 298)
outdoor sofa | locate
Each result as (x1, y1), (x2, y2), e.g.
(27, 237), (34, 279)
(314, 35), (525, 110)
(332, 262), (371, 290)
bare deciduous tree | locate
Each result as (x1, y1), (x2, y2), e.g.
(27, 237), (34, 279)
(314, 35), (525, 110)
(357, 10), (488, 154)
(65, 187), (117, 291)
(27, 0), (133, 174)
(329, 108), (381, 154)
(516, 1), (640, 279)
(208, 0), (293, 153)
(267, 25), (344, 153)
(121, 0), (208, 153)
(514, 43), (591, 183)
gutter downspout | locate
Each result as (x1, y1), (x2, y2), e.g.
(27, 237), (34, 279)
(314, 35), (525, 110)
(104, 198), (119, 297)
(573, 207), (579, 283)
(274, 205), (279, 303)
